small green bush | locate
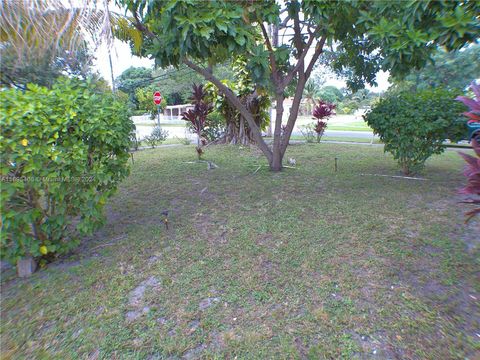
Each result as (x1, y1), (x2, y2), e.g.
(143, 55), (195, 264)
(299, 124), (316, 143)
(144, 126), (168, 148)
(364, 88), (466, 174)
(203, 110), (226, 142)
(187, 110), (225, 142)
(0, 79), (134, 265)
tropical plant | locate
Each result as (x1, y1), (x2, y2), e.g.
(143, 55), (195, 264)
(204, 59), (271, 145)
(365, 88), (466, 174)
(456, 81), (480, 221)
(0, 79), (133, 269)
(456, 81), (480, 125)
(303, 80), (320, 113)
(312, 101), (335, 143)
(313, 121), (328, 143)
(120, 0), (478, 171)
(182, 84), (213, 159)
(458, 139), (480, 222)
(1, 0), (143, 89)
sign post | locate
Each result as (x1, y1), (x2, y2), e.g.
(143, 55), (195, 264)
(153, 91), (162, 128)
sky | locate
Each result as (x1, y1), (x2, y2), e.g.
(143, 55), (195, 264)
(94, 40), (391, 94)
(94, 40), (153, 84)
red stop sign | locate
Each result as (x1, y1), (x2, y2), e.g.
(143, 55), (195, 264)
(153, 91), (162, 105)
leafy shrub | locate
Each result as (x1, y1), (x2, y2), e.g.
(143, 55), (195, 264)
(0, 79), (134, 266)
(312, 101), (336, 120)
(318, 86), (343, 104)
(144, 126), (168, 148)
(203, 111), (226, 141)
(364, 88), (466, 174)
(187, 110), (225, 142)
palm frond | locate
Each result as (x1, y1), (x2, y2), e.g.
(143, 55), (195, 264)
(0, 0), (142, 67)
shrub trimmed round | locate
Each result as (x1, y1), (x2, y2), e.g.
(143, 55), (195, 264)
(364, 88), (466, 174)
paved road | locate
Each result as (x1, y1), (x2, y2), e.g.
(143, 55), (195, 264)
(302, 129), (378, 139)
(135, 125), (378, 141)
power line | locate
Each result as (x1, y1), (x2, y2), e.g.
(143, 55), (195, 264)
(119, 66), (197, 88)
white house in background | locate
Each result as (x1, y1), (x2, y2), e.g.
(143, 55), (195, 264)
(163, 104), (194, 120)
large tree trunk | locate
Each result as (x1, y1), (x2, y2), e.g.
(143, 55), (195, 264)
(223, 113), (258, 145)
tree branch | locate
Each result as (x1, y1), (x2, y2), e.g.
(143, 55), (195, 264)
(279, 15), (291, 29)
(131, 10), (156, 39)
(280, 34), (327, 155)
(183, 59), (273, 162)
(280, 69), (306, 155)
(282, 29), (317, 86)
(291, 3), (304, 54)
(258, 20), (279, 84)
(305, 34), (327, 79)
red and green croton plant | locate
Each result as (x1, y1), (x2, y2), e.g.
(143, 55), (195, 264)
(182, 84), (213, 160)
(456, 81), (480, 222)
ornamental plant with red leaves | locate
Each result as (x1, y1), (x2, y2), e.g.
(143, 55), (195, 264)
(456, 81), (480, 222)
(456, 81), (480, 125)
(458, 139), (480, 222)
(182, 84), (213, 159)
(312, 101), (335, 143)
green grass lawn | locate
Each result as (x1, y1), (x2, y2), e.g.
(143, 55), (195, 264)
(296, 115), (373, 132)
(1, 144), (479, 359)
(137, 138), (190, 147)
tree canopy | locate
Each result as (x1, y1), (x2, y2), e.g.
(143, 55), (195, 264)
(119, 0), (479, 170)
(391, 44), (480, 92)
(116, 67), (153, 95)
